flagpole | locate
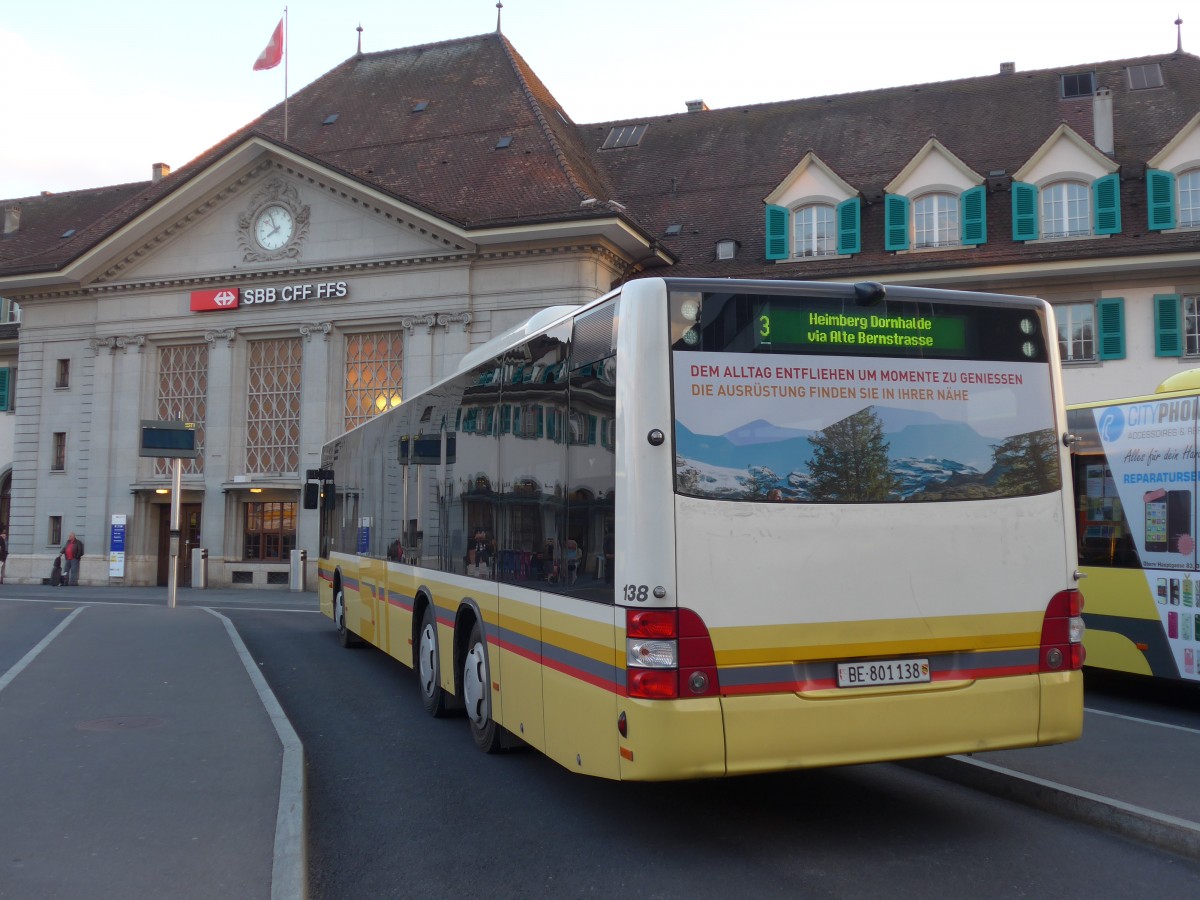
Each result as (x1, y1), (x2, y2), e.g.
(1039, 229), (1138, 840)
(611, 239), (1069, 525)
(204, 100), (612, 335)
(284, 6), (289, 142)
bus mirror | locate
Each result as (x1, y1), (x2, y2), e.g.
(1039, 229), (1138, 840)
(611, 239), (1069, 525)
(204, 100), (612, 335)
(853, 281), (887, 307)
(303, 482), (320, 509)
(324, 483), (337, 511)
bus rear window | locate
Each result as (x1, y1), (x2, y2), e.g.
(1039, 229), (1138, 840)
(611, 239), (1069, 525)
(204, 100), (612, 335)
(670, 289), (1060, 503)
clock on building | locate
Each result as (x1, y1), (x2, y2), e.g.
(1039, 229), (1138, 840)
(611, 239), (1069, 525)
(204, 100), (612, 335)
(254, 204), (295, 251)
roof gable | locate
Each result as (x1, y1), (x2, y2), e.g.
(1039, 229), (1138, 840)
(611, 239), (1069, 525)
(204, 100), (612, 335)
(1013, 124), (1119, 184)
(1148, 109), (1200, 171)
(764, 152), (857, 207)
(885, 138), (983, 194)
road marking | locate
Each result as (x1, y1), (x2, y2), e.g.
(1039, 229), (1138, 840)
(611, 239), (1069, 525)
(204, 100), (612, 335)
(1085, 706), (1200, 736)
(0, 606), (86, 694)
(203, 607), (307, 900)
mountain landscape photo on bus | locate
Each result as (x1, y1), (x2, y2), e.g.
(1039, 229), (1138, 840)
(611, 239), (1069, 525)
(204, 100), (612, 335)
(675, 404), (1060, 503)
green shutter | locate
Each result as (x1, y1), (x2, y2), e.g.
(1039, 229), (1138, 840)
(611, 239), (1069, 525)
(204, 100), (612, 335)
(1096, 297), (1125, 360)
(960, 186), (987, 245)
(884, 194), (910, 251)
(1147, 169), (1177, 231)
(764, 204), (789, 259)
(0, 368), (9, 412)
(836, 197), (861, 255)
(1093, 174), (1121, 235)
(1155, 294), (1183, 357)
(1012, 182), (1039, 241)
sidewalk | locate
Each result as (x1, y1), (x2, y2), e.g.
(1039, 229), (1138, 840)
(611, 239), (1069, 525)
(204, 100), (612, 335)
(906, 702), (1200, 860)
(0, 601), (305, 900)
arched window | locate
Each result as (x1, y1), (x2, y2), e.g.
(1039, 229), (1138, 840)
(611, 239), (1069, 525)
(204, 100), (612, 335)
(1041, 181), (1091, 237)
(913, 193), (959, 248)
(793, 204), (836, 257)
(1180, 169), (1200, 228)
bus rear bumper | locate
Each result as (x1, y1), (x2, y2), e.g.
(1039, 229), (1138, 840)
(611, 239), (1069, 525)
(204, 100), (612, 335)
(720, 672), (1083, 775)
(617, 672), (1082, 780)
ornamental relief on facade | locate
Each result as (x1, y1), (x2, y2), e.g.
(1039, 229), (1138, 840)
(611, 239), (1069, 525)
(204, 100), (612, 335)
(236, 178), (311, 263)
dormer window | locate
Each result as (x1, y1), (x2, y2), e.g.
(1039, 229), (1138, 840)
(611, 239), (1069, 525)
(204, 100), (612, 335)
(794, 204), (836, 257)
(1011, 175), (1120, 241)
(763, 152), (861, 261)
(1042, 181), (1091, 237)
(1149, 168), (1200, 230)
(1183, 170), (1200, 227)
(913, 193), (960, 248)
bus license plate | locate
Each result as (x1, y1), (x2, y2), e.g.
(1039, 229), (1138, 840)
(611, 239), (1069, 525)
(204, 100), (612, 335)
(837, 658), (930, 688)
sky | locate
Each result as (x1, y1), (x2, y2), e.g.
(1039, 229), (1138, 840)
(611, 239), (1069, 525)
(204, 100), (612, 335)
(0, 0), (1192, 200)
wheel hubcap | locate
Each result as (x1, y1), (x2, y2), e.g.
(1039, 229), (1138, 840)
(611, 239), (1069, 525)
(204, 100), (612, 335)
(419, 624), (437, 696)
(464, 642), (488, 726)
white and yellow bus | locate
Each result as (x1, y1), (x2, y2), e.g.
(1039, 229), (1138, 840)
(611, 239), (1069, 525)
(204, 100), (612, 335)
(1068, 370), (1200, 682)
(315, 277), (1084, 780)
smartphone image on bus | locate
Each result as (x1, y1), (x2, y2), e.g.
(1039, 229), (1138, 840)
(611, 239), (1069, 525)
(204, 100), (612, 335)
(1169, 611), (1179, 639)
(1172, 579), (1181, 605)
(1144, 489), (1192, 553)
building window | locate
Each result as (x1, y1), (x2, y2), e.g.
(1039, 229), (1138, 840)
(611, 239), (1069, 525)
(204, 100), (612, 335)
(1057, 302), (1095, 362)
(156, 345), (208, 476)
(1184, 295), (1200, 356)
(600, 124), (648, 150)
(913, 193), (960, 248)
(1061, 72), (1095, 99)
(793, 204), (836, 257)
(1126, 64), (1163, 90)
(55, 359), (70, 389)
(49, 516), (61, 545)
(1042, 181), (1091, 237)
(246, 338), (302, 474)
(51, 432), (66, 471)
(344, 332), (404, 431)
(243, 501), (296, 561)
(1180, 170), (1200, 228)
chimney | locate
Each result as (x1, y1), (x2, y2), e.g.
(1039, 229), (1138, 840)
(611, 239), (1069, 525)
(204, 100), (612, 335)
(3, 206), (20, 236)
(685, 99), (709, 113)
(999, 62), (1015, 75)
(1093, 87), (1114, 155)
(152, 162), (171, 182)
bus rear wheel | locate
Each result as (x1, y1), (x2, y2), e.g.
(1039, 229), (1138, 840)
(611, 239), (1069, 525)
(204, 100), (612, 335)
(334, 588), (357, 648)
(463, 621), (503, 753)
(417, 604), (449, 717)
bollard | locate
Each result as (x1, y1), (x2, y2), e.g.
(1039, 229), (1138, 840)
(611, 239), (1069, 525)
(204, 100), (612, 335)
(290, 548), (307, 591)
(191, 547), (208, 589)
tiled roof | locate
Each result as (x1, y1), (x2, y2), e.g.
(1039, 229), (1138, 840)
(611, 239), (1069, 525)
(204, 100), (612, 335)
(594, 51), (1200, 278)
(2, 36), (1199, 283)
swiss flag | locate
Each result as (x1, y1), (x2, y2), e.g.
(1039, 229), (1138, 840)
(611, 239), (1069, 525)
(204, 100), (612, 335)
(253, 18), (284, 71)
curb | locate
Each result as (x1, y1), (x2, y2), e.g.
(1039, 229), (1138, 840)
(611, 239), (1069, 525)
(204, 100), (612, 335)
(903, 755), (1200, 861)
(205, 608), (308, 899)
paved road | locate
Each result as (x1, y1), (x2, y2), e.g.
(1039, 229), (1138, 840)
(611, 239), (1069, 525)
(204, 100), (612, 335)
(3, 584), (1200, 898)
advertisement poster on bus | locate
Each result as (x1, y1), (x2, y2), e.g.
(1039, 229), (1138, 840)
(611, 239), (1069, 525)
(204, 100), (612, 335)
(1087, 396), (1200, 677)
(673, 352), (1058, 503)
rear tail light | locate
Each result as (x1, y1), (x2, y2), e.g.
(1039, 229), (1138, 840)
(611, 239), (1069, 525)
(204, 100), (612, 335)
(625, 607), (720, 699)
(1040, 589), (1086, 671)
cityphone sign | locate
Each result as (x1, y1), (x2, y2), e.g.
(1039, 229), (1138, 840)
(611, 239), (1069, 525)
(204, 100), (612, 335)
(190, 280), (349, 312)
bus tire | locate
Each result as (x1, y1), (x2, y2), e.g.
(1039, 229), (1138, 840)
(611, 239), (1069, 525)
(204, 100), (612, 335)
(334, 587), (357, 648)
(463, 620), (503, 753)
(417, 604), (449, 718)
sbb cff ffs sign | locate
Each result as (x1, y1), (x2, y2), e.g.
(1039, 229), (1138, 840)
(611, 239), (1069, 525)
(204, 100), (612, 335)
(190, 281), (349, 312)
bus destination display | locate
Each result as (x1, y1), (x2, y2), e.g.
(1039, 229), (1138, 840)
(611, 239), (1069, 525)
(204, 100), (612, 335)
(757, 305), (967, 355)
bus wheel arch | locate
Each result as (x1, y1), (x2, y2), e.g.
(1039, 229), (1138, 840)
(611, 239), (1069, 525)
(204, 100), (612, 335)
(414, 592), (451, 717)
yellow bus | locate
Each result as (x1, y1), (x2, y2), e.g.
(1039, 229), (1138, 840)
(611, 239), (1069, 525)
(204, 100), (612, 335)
(314, 277), (1083, 780)
(1068, 370), (1200, 681)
